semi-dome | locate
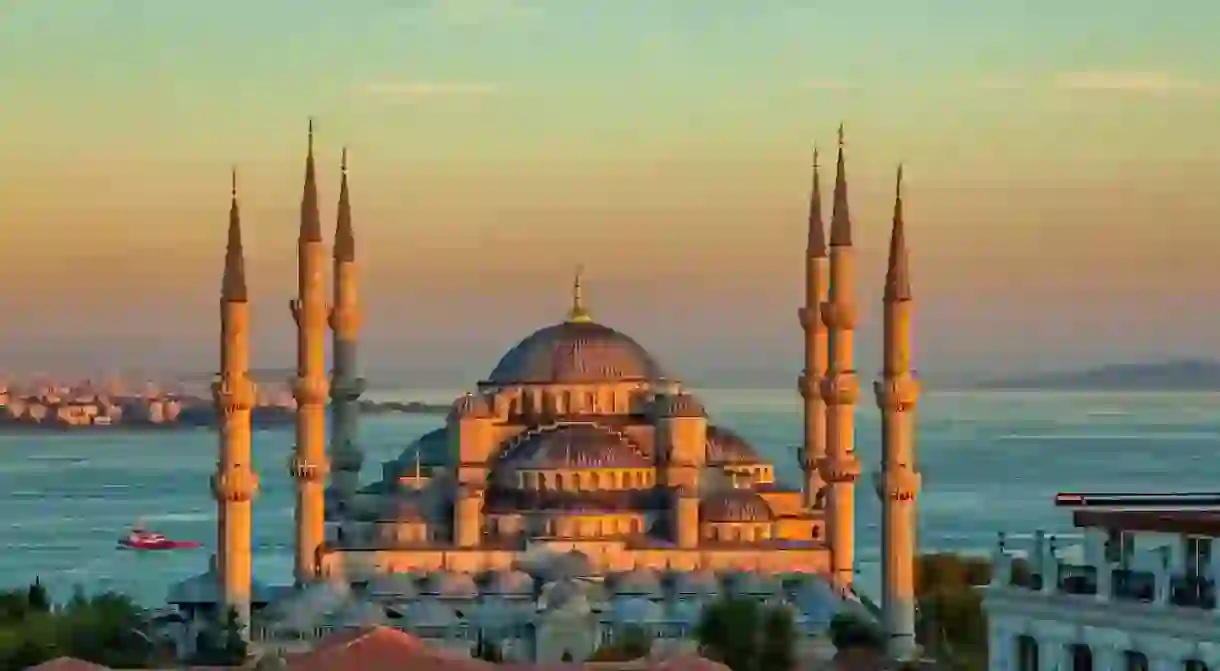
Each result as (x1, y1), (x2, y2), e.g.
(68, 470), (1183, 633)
(706, 426), (763, 465)
(485, 320), (666, 384)
(506, 423), (650, 469)
(701, 489), (773, 523)
(484, 569), (535, 596)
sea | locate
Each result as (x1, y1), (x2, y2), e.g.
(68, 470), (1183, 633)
(1, 389), (1217, 607)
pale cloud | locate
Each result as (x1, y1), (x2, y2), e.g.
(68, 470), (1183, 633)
(974, 72), (1217, 95)
(359, 81), (501, 102)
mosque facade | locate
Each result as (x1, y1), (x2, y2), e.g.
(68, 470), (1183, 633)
(166, 123), (922, 664)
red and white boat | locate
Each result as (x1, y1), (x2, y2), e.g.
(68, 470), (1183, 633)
(117, 523), (201, 551)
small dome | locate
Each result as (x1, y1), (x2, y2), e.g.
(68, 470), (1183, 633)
(654, 393), (706, 418)
(701, 489), (773, 522)
(392, 428), (448, 471)
(367, 573), (420, 598)
(485, 569), (535, 596)
(332, 599), (387, 628)
(675, 569), (721, 597)
(426, 572), (479, 599)
(669, 599), (705, 624)
(706, 426), (763, 465)
(614, 568), (662, 597)
(449, 392), (492, 421)
(541, 549), (596, 581)
(507, 424), (650, 469)
(486, 321), (666, 384)
(610, 596), (664, 623)
(540, 579), (592, 614)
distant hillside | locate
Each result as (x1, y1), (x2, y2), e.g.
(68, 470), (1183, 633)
(978, 359), (1220, 391)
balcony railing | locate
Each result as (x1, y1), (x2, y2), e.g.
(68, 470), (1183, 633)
(1057, 564), (1097, 595)
(1171, 575), (1216, 609)
(1112, 569), (1156, 603)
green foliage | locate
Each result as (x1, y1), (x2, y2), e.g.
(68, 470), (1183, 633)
(561, 650), (574, 662)
(588, 625), (652, 662)
(0, 581), (155, 670)
(189, 606), (248, 667)
(915, 553), (990, 671)
(695, 597), (795, 671)
(828, 612), (884, 653)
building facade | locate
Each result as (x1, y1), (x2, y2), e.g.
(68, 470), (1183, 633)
(984, 494), (1220, 671)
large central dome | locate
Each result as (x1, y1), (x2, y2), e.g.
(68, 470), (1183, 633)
(485, 320), (665, 384)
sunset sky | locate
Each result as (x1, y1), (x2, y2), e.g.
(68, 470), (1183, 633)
(1, 0), (1219, 387)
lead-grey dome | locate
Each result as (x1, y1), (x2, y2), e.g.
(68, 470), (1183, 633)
(706, 425), (763, 465)
(701, 489), (773, 522)
(485, 320), (666, 384)
(506, 423), (651, 468)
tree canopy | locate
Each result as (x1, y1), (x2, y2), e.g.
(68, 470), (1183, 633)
(0, 580), (160, 670)
(588, 625), (652, 662)
(915, 553), (996, 671)
(696, 597), (795, 671)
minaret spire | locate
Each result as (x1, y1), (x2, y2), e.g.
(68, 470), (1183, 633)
(798, 142), (830, 510)
(566, 265), (593, 323)
(213, 166), (259, 634)
(328, 144), (365, 526)
(874, 163), (922, 660)
(819, 122), (862, 594)
(222, 167), (247, 302)
(299, 118), (322, 243)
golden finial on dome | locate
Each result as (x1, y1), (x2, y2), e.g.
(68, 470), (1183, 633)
(566, 265), (593, 323)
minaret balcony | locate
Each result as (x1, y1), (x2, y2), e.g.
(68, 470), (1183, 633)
(797, 373), (823, 401)
(211, 469), (260, 502)
(873, 377), (920, 412)
(457, 483), (486, 501)
(797, 446), (825, 469)
(288, 455), (329, 482)
(798, 307), (826, 332)
(818, 455), (862, 484)
(820, 373), (860, 406)
(819, 301), (858, 330)
(871, 468), (921, 502)
(328, 307), (362, 333)
(212, 374), (257, 414)
(291, 376), (330, 406)
(330, 448), (364, 472)
(329, 376), (366, 401)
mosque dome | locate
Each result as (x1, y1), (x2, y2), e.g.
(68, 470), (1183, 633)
(484, 569), (535, 596)
(613, 567), (663, 597)
(425, 572), (479, 599)
(367, 573), (420, 599)
(506, 423), (650, 469)
(449, 392), (493, 420)
(379, 496), (425, 523)
(485, 321), (665, 385)
(701, 489), (773, 523)
(705, 426), (763, 465)
(674, 569), (721, 597)
(610, 596), (664, 623)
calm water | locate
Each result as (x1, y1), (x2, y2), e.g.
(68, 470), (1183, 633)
(1, 389), (1217, 606)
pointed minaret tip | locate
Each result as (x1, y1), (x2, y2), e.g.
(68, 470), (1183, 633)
(565, 265), (593, 323)
(223, 167), (248, 302)
(334, 146), (355, 262)
(807, 143), (827, 258)
(884, 163), (912, 302)
(300, 119), (323, 243)
(829, 123), (852, 247)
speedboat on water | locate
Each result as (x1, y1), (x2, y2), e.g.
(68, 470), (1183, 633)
(117, 524), (201, 551)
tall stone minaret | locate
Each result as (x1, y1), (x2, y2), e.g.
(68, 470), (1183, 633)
(211, 168), (259, 627)
(818, 125), (862, 593)
(798, 146), (829, 511)
(874, 165), (921, 659)
(328, 148), (364, 521)
(290, 120), (330, 585)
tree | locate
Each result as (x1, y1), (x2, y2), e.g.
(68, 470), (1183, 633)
(189, 606), (247, 667)
(26, 579), (50, 614)
(828, 612), (884, 652)
(561, 650), (573, 662)
(0, 584), (153, 669)
(588, 625), (652, 662)
(695, 597), (796, 671)
(914, 553), (990, 671)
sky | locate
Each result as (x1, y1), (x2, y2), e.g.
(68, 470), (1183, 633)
(1, 0), (1219, 388)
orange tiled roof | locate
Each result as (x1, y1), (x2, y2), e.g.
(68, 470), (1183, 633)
(27, 658), (112, 671)
(284, 626), (493, 671)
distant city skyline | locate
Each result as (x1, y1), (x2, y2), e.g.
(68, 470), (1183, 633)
(2, 0), (1219, 384)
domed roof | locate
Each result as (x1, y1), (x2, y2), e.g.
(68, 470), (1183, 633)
(449, 392), (493, 420)
(378, 495), (425, 522)
(484, 569), (535, 596)
(610, 596), (665, 623)
(485, 320), (666, 384)
(507, 423), (650, 469)
(701, 489), (773, 522)
(674, 569), (721, 596)
(613, 568), (663, 596)
(706, 426), (763, 465)
(654, 393), (706, 418)
(367, 573), (420, 598)
(424, 572), (479, 599)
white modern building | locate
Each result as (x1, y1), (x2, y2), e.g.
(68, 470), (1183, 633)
(984, 493), (1220, 671)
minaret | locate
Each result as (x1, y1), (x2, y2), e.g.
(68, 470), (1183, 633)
(874, 165), (922, 659)
(211, 168), (259, 627)
(818, 125), (862, 593)
(567, 265), (593, 323)
(328, 148), (365, 521)
(289, 120), (329, 585)
(798, 146), (829, 510)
